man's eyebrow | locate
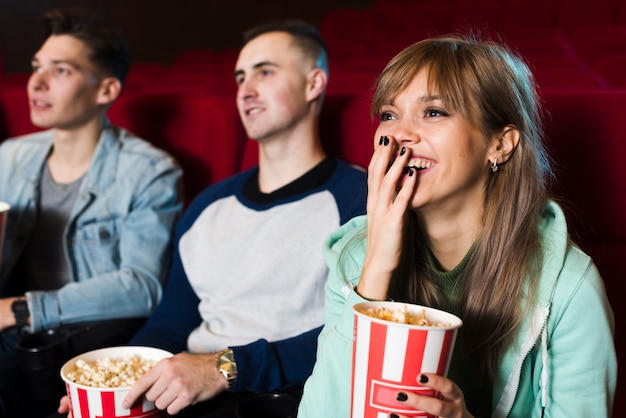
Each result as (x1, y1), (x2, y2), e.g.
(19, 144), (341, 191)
(252, 60), (278, 70)
(234, 60), (279, 78)
(30, 56), (81, 70)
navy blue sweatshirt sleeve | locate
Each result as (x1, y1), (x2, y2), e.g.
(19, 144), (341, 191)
(129, 245), (201, 352)
(230, 326), (322, 393)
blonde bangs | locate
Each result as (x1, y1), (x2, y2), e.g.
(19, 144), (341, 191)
(371, 38), (481, 123)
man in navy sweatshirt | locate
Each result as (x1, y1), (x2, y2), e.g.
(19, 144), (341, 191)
(59, 19), (367, 417)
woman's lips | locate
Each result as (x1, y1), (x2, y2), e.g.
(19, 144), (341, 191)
(402, 158), (435, 173)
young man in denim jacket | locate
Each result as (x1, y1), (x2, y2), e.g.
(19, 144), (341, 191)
(0, 8), (182, 417)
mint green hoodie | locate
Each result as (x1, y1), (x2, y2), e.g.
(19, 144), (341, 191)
(298, 201), (616, 417)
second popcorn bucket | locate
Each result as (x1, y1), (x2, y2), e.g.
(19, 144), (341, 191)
(60, 346), (172, 418)
(351, 301), (463, 418)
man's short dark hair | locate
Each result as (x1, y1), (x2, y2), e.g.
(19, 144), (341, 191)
(242, 19), (329, 75)
(40, 8), (131, 84)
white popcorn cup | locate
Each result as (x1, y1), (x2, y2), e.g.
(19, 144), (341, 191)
(0, 201), (9, 265)
(352, 301), (462, 418)
(60, 346), (172, 418)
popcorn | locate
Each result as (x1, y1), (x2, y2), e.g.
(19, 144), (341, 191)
(357, 304), (450, 327)
(65, 355), (157, 388)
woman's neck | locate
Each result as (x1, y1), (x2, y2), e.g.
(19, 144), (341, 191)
(417, 204), (483, 272)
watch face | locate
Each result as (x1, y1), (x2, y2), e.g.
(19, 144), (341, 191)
(12, 300), (29, 316)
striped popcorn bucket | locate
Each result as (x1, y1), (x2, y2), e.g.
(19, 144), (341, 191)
(60, 346), (172, 418)
(351, 301), (462, 418)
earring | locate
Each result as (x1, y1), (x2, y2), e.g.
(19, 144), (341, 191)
(491, 158), (499, 173)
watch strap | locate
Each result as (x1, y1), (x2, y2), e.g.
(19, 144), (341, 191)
(11, 297), (29, 329)
(216, 348), (237, 390)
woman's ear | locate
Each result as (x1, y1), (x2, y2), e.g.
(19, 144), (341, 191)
(488, 125), (521, 165)
(305, 68), (327, 102)
(96, 77), (122, 106)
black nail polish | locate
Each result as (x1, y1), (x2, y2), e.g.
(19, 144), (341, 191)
(400, 147), (406, 156)
(389, 414), (400, 418)
(409, 168), (414, 176)
(383, 136), (390, 146)
(396, 392), (408, 402)
(420, 374), (429, 384)
(379, 136), (384, 145)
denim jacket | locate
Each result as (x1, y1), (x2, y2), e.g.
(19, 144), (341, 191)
(0, 124), (183, 332)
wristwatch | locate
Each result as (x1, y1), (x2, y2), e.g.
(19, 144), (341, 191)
(216, 348), (237, 389)
(11, 297), (29, 330)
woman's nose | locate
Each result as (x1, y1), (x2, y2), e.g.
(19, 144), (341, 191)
(390, 119), (421, 145)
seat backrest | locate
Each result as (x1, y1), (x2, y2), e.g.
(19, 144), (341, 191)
(543, 91), (626, 241)
(0, 79), (42, 140)
(109, 91), (246, 201)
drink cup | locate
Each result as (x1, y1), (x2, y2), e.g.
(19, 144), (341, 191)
(0, 201), (9, 265)
(60, 346), (172, 418)
(351, 301), (462, 418)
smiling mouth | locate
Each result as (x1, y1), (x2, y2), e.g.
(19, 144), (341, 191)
(402, 166), (426, 174)
(402, 160), (434, 174)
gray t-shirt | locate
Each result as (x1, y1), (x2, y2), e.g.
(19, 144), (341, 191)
(21, 164), (82, 290)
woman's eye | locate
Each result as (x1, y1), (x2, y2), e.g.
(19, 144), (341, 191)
(379, 111), (395, 121)
(425, 108), (448, 117)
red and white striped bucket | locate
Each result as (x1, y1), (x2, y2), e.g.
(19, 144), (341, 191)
(351, 301), (462, 418)
(61, 346), (172, 418)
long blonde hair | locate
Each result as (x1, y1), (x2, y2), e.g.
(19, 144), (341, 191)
(370, 34), (552, 377)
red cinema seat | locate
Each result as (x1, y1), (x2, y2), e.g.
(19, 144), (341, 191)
(0, 81), (42, 140)
(109, 91), (246, 202)
(542, 90), (626, 417)
(320, 93), (377, 170)
(534, 66), (607, 90)
(121, 62), (167, 95)
(592, 53), (626, 88)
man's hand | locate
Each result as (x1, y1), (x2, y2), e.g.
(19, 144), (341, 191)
(0, 297), (20, 331)
(123, 351), (228, 415)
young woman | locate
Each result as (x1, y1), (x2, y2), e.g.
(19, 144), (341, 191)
(298, 35), (616, 418)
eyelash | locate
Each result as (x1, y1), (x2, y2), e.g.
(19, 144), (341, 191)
(379, 108), (449, 121)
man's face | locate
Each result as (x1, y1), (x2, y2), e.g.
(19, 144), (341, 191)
(28, 34), (105, 130)
(234, 32), (312, 142)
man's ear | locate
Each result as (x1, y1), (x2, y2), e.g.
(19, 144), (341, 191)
(488, 125), (520, 165)
(96, 77), (122, 106)
(305, 68), (327, 102)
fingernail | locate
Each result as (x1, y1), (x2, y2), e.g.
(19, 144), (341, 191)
(420, 374), (429, 384)
(400, 146), (406, 156)
(389, 414), (400, 418)
(409, 168), (414, 176)
(396, 392), (408, 402)
(379, 136), (384, 145)
(383, 136), (390, 146)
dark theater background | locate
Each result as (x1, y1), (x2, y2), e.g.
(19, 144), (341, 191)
(0, 0), (375, 74)
(1, 1), (625, 417)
